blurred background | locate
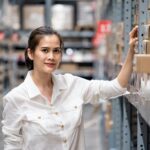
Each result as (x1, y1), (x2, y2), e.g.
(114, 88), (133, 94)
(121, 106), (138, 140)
(1, 0), (150, 150)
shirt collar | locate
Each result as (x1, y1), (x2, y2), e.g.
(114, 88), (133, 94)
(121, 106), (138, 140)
(24, 71), (67, 99)
(51, 72), (67, 91)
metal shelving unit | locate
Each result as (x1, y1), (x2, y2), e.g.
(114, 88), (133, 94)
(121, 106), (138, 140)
(107, 0), (150, 149)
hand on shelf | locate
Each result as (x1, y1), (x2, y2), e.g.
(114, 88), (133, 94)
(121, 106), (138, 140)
(129, 25), (138, 54)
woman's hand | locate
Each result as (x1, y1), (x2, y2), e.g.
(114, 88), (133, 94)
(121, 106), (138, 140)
(129, 26), (138, 52)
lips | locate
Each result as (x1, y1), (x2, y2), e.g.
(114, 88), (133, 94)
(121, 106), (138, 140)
(45, 63), (56, 68)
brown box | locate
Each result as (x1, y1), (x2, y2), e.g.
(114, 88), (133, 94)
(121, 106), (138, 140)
(23, 5), (44, 30)
(143, 40), (150, 54)
(60, 64), (78, 73)
(134, 54), (150, 73)
(147, 11), (150, 24)
(143, 24), (150, 40)
(2, 5), (20, 29)
(133, 14), (138, 26)
(148, 1), (150, 9)
(116, 22), (124, 46)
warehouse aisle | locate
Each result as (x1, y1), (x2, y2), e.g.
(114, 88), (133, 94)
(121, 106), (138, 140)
(84, 104), (102, 150)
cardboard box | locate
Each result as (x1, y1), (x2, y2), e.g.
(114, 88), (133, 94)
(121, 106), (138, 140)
(23, 5), (44, 30)
(143, 24), (150, 40)
(77, 1), (95, 27)
(143, 40), (150, 54)
(2, 4), (20, 29)
(134, 54), (150, 73)
(116, 22), (124, 46)
(60, 63), (78, 72)
(51, 4), (74, 30)
(147, 11), (150, 24)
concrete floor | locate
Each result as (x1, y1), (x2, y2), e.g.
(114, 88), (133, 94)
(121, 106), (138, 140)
(83, 104), (102, 150)
(0, 100), (102, 150)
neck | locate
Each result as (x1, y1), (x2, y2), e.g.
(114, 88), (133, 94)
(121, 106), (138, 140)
(31, 70), (53, 89)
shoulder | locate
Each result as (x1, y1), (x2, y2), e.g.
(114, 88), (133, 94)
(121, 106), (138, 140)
(3, 82), (27, 103)
(55, 73), (87, 83)
(54, 73), (90, 88)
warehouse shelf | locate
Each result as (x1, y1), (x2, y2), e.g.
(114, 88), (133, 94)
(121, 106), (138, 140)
(103, 0), (150, 150)
(58, 30), (94, 38)
(0, 56), (94, 66)
(9, 0), (77, 5)
(0, 29), (95, 38)
(125, 92), (150, 126)
(62, 61), (94, 66)
(0, 42), (94, 50)
(64, 42), (93, 49)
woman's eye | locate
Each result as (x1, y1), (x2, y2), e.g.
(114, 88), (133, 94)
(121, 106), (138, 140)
(53, 48), (61, 53)
(42, 49), (48, 53)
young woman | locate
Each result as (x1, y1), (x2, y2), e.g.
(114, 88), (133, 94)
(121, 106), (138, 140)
(2, 26), (138, 150)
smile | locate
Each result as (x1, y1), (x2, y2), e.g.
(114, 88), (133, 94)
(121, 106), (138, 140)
(45, 63), (56, 68)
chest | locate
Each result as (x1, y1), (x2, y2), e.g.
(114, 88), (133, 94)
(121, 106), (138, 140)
(22, 101), (83, 136)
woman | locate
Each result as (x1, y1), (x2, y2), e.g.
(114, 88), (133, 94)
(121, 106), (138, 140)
(2, 26), (138, 150)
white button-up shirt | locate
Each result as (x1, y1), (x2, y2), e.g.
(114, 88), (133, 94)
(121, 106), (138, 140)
(2, 71), (126, 150)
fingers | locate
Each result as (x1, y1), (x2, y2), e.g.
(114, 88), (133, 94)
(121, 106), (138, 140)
(129, 37), (138, 45)
(129, 26), (138, 38)
(133, 37), (138, 42)
(129, 36), (138, 44)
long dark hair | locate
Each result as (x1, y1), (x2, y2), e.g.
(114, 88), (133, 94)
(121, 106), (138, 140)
(25, 26), (64, 70)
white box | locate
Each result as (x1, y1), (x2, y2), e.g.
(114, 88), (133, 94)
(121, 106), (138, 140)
(23, 5), (44, 30)
(51, 4), (74, 31)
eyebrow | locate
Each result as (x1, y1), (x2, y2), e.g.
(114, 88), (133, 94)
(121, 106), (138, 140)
(41, 46), (60, 49)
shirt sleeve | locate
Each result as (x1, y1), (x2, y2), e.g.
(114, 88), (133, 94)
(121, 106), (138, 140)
(2, 95), (23, 150)
(82, 78), (127, 104)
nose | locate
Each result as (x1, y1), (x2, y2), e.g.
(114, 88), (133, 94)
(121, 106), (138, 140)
(48, 51), (54, 60)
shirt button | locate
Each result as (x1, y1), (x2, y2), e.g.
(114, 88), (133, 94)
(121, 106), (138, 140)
(63, 139), (67, 143)
(74, 106), (78, 109)
(50, 104), (53, 107)
(38, 116), (41, 119)
(54, 112), (59, 115)
(60, 124), (64, 129)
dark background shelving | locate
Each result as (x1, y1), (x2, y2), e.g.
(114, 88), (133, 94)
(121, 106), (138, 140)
(0, 0), (96, 82)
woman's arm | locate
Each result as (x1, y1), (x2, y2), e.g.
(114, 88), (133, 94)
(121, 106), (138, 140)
(117, 26), (138, 88)
(82, 27), (138, 103)
(2, 96), (23, 150)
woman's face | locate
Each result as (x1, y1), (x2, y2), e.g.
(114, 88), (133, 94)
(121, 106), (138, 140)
(28, 35), (62, 74)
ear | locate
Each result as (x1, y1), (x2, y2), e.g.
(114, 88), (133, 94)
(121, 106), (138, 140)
(27, 48), (34, 60)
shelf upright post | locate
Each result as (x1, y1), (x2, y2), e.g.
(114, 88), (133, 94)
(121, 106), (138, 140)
(116, 0), (123, 21)
(45, 0), (53, 26)
(110, 0), (124, 149)
(130, 1), (138, 150)
(18, 0), (25, 30)
(122, 0), (132, 150)
(122, 98), (132, 150)
(111, 97), (123, 150)
(137, 0), (149, 149)
(124, 0), (132, 56)
(138, 0), (147, 53)
(137, 113), (149, 150)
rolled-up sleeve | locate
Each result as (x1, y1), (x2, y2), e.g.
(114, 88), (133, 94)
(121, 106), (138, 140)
(2, 96), (23, 150)
(83, 78), (127, 104)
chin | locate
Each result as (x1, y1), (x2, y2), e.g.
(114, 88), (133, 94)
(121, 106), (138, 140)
(42, 64), (58, 74)
(44, 68), (56, 74)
